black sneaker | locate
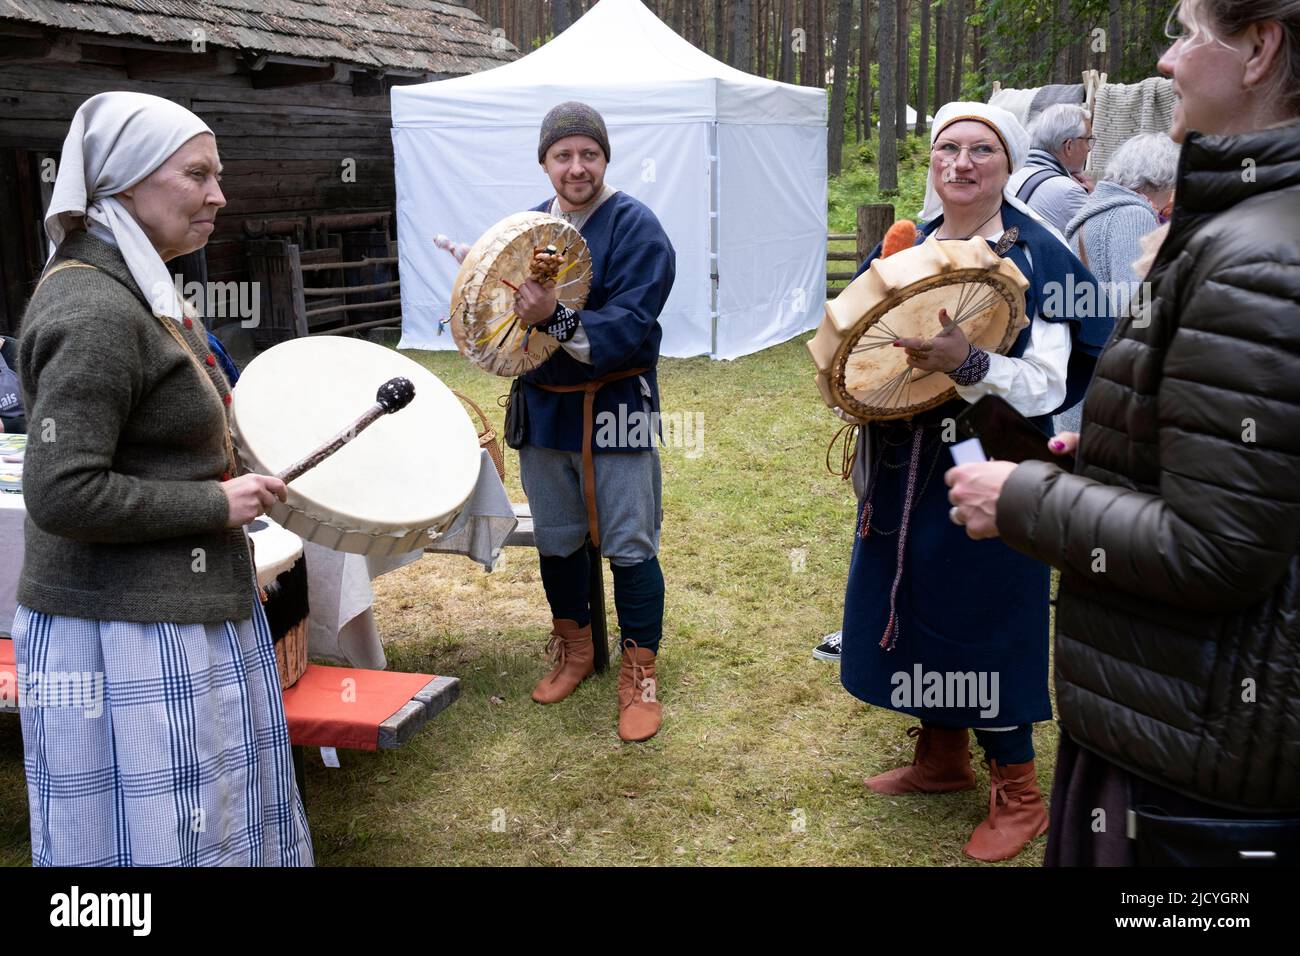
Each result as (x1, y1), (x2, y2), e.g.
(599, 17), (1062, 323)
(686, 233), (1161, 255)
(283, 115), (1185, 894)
(812, 630), (842, 662)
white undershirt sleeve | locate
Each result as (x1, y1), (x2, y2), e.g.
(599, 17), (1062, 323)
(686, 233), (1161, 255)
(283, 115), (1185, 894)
(560, 325), (593, 364)
(953, 315), (1071, 418)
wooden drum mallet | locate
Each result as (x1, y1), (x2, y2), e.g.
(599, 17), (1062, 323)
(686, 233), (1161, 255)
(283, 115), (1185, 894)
(275, 377), (416, 484)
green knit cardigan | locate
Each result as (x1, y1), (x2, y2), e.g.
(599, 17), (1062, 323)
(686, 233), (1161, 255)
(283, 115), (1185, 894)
(17, 233), (254, 624)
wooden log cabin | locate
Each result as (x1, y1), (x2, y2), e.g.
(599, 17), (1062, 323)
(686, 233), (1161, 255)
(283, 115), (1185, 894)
(0, 0), (518, 339)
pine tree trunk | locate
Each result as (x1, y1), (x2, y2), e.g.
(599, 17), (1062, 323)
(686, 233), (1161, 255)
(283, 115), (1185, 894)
(860, 0), (872, 141)
(896, 0), (908, 140)
(950, 0), (965, 100)
(731, 0), (752, 71)
(816, 0), (827, 86)
(829, 0), (854, 173)
(934, 0), (946, 108)
(1108, 0), (1123, 75)
(916, 0), (929, 133)
(878, 0), (898, 190)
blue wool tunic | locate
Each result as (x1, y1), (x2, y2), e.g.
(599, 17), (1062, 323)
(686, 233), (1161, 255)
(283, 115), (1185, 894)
(520, 191), (676, 453)
(839, 201), (1110, 728)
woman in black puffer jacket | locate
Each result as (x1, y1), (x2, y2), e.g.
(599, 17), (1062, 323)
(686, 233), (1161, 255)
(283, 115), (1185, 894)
(945, 0), (1300, 865)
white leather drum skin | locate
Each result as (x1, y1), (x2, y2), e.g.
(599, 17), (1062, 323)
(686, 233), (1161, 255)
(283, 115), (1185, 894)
(232, 336), (480, 556)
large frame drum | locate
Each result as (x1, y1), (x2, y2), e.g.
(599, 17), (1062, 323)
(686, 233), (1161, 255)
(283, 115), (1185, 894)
(232, 337), (480, 556)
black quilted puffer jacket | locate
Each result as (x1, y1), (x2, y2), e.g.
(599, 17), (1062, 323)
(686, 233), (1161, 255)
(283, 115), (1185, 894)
(998, 119), (1300, 812)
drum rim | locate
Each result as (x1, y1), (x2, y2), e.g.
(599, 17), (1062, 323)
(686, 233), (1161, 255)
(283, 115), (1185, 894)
(810, 235), (1030, 422)
(831, 268), (1026, 420)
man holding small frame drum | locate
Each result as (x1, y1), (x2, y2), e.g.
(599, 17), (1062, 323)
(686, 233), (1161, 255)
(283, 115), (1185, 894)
(511, 102), (677, 743)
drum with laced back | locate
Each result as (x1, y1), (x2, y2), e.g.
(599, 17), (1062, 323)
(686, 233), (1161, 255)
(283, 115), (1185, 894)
(231, 336), (481, 556)
(247, 516), (309, 689)
(808, 234), (1030, 421)
(450, 212), (593, 377)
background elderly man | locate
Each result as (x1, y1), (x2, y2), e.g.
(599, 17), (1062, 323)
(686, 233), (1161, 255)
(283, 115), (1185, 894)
(1008, 103), (1096, 234)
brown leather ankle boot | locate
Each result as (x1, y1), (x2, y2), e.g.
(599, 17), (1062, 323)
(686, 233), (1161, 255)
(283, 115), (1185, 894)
(617, 640), (661, 742)
(531, 618), (595, 704)
(864, 725), (978, 795)
(963, 759), (1049, 862)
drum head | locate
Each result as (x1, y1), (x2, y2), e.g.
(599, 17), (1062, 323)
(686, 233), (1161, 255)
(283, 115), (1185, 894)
(232, 337), (481, 555)
(450, 212), (592, 377)
(247, 517), (303, 589)
(808, 235), (1030, 420)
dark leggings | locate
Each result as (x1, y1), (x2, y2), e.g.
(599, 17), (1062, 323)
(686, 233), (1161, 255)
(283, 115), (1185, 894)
(538, 548), (664, 653)
(923, 721), (1035, 765)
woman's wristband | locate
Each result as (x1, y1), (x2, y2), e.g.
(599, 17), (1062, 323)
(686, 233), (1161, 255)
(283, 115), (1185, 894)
(948, 345), (991, 386)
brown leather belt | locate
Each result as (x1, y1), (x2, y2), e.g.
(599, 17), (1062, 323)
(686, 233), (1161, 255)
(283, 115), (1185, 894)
(533, 367), (648, 551)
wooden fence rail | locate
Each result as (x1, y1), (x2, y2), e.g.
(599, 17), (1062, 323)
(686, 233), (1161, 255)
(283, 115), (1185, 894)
(826, 203), (895, 294)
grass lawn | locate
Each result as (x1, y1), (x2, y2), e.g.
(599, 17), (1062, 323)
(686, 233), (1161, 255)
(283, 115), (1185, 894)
(0, 332), (1059, 867)
(0, 142), (1058, 868)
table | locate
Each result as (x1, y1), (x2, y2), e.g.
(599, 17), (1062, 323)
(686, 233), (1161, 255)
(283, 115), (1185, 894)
(0, 451), (517, 661)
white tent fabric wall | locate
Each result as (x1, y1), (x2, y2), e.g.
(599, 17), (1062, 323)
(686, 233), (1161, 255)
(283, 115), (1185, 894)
(392, 121), (715, 358)
(390, 0), (827, 359)
(715, 123), (826, 360)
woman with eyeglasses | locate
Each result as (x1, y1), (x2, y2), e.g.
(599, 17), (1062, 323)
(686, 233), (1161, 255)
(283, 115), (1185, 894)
(838, 101), (1112, 862)
(946, 0), (1300, 866)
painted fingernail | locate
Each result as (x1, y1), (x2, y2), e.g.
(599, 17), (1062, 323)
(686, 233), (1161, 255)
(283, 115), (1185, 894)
(1050, 439), (1064, 450)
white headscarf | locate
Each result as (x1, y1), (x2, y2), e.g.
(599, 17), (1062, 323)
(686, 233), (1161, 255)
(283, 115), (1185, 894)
(920, 101), (1044, 228)
(45, 91), (213, 321)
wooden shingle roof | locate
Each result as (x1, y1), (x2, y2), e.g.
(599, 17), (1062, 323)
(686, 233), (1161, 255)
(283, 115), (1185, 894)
(0, 0), (518, 75)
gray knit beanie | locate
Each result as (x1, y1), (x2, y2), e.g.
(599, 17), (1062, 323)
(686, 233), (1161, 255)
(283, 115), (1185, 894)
(538, 101), (611, 163)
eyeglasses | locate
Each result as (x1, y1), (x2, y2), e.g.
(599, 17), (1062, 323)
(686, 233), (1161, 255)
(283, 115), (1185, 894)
(931, 142), (1003, 164)
(1069, 136), (1098, 146)
(1164, 2), (1189, 39)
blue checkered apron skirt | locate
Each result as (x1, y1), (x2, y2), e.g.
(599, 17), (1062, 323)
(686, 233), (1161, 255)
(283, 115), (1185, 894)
(11, 595), (314, 867)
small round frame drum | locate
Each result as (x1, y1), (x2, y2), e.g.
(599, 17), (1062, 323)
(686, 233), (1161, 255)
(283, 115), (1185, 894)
(808, 235), (1030, 421)
(450, 212), (593, 377)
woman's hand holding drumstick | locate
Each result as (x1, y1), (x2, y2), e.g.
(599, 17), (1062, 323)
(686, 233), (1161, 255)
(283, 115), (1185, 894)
(222, 377), (416, 527)
(222, 474), (287, 528)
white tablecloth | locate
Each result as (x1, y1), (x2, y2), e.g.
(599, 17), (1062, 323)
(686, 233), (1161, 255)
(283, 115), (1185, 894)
(305, 450), (516, 669)
(0, 492), (23, 637)
(1, 451), (517, 662)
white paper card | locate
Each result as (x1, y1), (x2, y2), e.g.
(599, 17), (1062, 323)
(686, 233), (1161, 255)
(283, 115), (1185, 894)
(320, 746), (340, 768)
(949, 437), (988, 466)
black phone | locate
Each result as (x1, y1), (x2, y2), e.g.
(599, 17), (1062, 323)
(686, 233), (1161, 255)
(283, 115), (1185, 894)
(954, 395), (1075, 471)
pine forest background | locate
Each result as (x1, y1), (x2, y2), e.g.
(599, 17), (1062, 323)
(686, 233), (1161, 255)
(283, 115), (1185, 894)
(464, 0), (1175, 191)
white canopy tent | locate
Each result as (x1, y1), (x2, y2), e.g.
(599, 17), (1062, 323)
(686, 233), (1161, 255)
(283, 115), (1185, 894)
(390, 0), (827, 360)
(878, 105), (933, 128)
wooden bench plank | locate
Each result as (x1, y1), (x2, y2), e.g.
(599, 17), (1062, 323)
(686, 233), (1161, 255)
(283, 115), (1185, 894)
(376, 675), (460, 749)
(504, 501), (534, 549)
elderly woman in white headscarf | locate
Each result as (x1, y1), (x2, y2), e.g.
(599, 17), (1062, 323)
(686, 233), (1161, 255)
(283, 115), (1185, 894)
(13, 92), (312, 866)
(837, 102), (1111, 862)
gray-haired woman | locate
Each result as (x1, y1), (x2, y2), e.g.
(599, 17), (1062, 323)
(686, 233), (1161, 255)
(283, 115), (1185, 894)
(1064, 132), (1179, 316)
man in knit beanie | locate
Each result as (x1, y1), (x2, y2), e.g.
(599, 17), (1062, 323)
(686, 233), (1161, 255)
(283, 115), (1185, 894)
(511, 101), (677, 743)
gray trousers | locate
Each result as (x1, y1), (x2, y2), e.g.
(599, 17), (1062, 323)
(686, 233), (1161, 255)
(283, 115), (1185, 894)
(518, 444), (662, 566)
